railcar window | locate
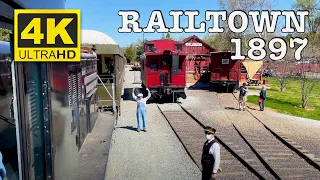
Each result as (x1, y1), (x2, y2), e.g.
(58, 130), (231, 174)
(150, 60), (158, 71)
(163, 56), (170, 66)
(175, 44), (182, 51)
(222, 59), (229, 64)
(147, 44), (154, 51)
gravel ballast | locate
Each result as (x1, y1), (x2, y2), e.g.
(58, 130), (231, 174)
(104, 68), (200, 180)
(180, 89), (320, 179)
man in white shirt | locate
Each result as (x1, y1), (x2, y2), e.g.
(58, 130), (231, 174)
(201, 126), (220, 180)
(132, 88), (151, 132)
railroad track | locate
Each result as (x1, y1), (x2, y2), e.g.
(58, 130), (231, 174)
(158, 93), (320, 179)
(213, 92), (320, 179)
(157, 103), (263, 180)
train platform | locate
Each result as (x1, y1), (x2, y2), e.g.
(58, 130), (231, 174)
(104, 67), (200, 180)
(79, 111), (116, 180)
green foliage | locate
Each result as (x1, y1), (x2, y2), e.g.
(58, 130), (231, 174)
(123, 43), (136, 63)
(0, 28), (12, 41)
(283, 34), (293, 44)
(165, 33), (173, 40)
(293, 0), (320, 33)
(203, 34), (229, 51)
(135, 39), (147, 62)
(247, 78), (320, 120)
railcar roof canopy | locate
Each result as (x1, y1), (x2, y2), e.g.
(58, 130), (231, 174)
(81, 30), (117, 45)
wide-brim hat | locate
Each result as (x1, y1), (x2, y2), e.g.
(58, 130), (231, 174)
(137, 93), (143, 97)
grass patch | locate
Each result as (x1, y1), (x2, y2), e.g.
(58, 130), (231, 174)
(247, 78), (320, 120)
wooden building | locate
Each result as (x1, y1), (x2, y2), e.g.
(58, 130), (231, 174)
(182, 35), (216, 82)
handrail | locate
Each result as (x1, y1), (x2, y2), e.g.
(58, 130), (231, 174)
(97, 75), (113, 101)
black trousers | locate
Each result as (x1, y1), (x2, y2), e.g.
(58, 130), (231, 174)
(202, 167), (213, 180)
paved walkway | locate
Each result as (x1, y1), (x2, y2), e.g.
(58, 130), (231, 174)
(104, 67), (200, 180)
(79, 111), (116, 180)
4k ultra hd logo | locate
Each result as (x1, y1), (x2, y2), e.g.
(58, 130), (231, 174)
(14, 10), (80, 62)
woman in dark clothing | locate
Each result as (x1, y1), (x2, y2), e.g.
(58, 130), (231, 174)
(259, 85), (267, 111)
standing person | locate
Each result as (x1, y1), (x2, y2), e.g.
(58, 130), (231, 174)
(201, 127), (220, 180)
(132, 88), (151, 132)
(240, 83), (248, 111)
(238, 86), (245, 111)
(259, 85), (267, 111)
(0, 152), (6, 180)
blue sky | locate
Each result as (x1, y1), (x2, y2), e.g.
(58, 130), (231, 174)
(66, 0), (296, 47)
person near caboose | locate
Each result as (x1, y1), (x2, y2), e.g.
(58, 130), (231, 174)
(132, 88), (151, 132)
(201, 126), (221, 180)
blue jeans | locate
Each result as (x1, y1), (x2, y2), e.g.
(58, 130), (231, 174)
(136, 108), (147, 130)
(259, 100), (265, 110)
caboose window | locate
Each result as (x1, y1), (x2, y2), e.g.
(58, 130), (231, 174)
(150, 60), (158, 71)
(147, 44), (154, 51)
(175, 44), (182, 51)
(222, 59), (229, 64)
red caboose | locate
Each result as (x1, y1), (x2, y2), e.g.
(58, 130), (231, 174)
(210, 51), (241, 92)
(140, 39), (187, 102)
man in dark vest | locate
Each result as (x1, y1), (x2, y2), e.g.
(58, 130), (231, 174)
(201, 126), (221, 180)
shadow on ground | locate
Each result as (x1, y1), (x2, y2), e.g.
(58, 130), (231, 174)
(247, 106), (259, 111)
(188, 82), (213, 90)
(224, 107), (239, 111)
(117, 126), (138, 132)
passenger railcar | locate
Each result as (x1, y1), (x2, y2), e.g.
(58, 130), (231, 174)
(140, 39), (187, 102)
(0, 42), (99, 180)
(81, 29), (126, 115)
(210, 51), (241, 92)
(1, 1), (106, 179)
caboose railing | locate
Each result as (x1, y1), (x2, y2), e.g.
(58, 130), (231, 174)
(159, 72), (171, 85)
(97, 75), (116, 115)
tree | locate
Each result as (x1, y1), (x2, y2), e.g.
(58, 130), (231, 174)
(203, 33), (231, 51)
(293, 0), (320, 108)
(135, 39), (147, 62)
(165, 33), (173, 40)
(295, 57), (320, 108)
(217, 0), (276, 52)
(270, 60), (295, 92)
(294, 0), (320, 33)
(123, 43), (136, 63)
(0, 28), (12, 41)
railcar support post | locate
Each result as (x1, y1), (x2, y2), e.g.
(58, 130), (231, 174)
(172, 92), (174, 103)
(112, 76), (116, 115)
